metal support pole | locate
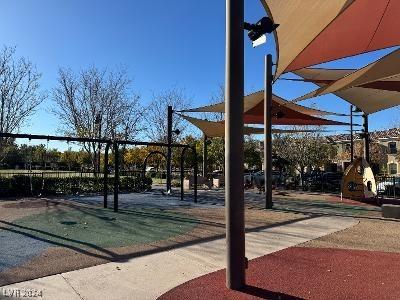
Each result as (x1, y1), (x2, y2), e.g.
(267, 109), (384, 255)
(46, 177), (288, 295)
(203, 135), (208, 178)
(264, 55), (273, 209)
(193, 147), (198, 204)
(225, 0), (245, 290)
(180, 147), (187, 202)
(166, 106), (173, 193)
(350, 105), (354, 163)
(363, 113), (370, 163)
(113, 142), (119, 212)
(98, 120), (102, 173)
(103, 143), (110, 208)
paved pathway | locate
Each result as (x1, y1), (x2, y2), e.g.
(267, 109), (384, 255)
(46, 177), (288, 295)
(1, 216), (357, 300)
(70, 187), (380, 217)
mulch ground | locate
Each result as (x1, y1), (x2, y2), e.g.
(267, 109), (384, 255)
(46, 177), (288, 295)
(299, 217), (400, 253)
(159, 247), (400, 300)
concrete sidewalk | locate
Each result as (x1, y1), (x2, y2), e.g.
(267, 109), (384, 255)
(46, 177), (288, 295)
(1, 216), (358, 300)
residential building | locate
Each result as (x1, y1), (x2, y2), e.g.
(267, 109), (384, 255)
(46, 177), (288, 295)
(330, 128), (400, 175)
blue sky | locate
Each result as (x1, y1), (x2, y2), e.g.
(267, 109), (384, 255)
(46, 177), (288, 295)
(0, 0), (398, 148)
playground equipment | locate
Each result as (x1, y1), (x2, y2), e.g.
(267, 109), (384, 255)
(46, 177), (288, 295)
(0, 132), (198, 211)
(342, 157), (377, 199)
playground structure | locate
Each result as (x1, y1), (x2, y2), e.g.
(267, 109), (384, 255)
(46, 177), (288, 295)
(342, 157), (377, 200)
(0, 132), (198, 211)
(0, 0), (399, 294)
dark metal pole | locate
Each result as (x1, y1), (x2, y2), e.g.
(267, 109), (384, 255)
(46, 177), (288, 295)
(363, 113), (370, 163)
(264, 55), (273, 209)
(350, 105), (354, 163)
(103, 143), (110, 208)
(180, 147), (187, 201)
(225, 0), (245, 290)
(203, 135), (208, 178)
(113, 142), (119, 212)
(166, 106), (173, 193)
(193, 147), (198, 204)
(98, 119), (102, 173)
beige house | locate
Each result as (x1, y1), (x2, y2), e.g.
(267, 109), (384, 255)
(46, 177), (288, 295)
(330, 128), (400, 175)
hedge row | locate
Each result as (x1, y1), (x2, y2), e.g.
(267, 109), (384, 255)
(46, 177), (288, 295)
(0, 175), (152, 197)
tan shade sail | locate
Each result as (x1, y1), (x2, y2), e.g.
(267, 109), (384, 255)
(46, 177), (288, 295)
(182, 91), (263, 114)
(262, 0), (400, 79)
(293, 67), (400, 92)
(180, 115), (329, 138)
(294, 48), (400, 101)
(182, 92), (349, 126)
(182, 91), (344, 116)
(243, 98), (350, 126)
(293, 67), (400, 114)
(261, 0), (354, 79)
(180, 115), (263, 137)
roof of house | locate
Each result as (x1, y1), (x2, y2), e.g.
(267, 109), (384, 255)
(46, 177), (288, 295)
(330, 128), (400, 142)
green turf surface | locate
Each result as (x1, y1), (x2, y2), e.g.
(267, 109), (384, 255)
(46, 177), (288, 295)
(12, 206), (199, 249)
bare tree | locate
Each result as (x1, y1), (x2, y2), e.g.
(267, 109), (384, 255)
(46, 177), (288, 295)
(273, 126), (337, 186)
(145, 88), (191, 142)
(0, 46), (44, 161)
(52, 66), (144, 171)
(204, 84), (225, 122)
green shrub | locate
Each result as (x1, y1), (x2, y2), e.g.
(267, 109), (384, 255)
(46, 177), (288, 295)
(0, 175), (153, 197)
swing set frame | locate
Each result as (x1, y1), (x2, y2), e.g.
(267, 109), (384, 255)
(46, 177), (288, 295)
(0, 132), (198, 212)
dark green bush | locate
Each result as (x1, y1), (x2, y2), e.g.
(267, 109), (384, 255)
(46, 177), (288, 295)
(0, 175), (152, 197)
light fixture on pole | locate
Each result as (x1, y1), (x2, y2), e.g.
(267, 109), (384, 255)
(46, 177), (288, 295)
(244, 17), (279, 48)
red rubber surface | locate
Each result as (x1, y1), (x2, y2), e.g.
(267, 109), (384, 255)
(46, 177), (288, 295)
(159, 247), (400, 300)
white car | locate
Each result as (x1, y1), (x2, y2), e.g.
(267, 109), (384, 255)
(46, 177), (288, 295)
(377, 179), (400, 191)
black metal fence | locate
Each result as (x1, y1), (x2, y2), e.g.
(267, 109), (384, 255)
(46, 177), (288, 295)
(291, 172), (400, 199)
(0, 170), (144, 179)
(0, 170), (152, 197)
(375, 175), (400, 199)
(0, 169), (191, 187)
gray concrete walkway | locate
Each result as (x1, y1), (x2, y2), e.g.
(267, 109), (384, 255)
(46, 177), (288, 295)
(1, 216), (358, 300)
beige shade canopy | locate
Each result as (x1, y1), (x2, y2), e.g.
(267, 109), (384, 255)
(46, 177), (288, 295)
(180, 115), (263, 137)
(261, 0), (354, 79)
(293, 66), (400, 114)
(183, 91), (349, 126)
(294, 48), (400, 101)
(180, 115), (325, 138)
(182, 91), (344, 116)
(262, 0), (400, 79)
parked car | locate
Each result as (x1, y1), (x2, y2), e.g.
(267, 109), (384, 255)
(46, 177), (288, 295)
(303, 171), (343, 192)
(377, 177), (400, 196)
(245, 170), (282, 191)
(212, 170), (223, 177)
